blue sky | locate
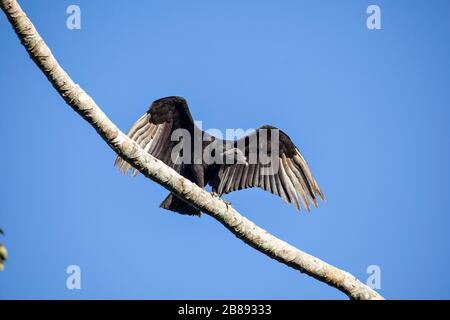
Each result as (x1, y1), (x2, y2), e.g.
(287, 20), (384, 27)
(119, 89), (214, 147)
(1, 0), (449, 299)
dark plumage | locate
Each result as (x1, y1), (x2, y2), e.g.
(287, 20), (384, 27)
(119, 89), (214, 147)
(115, 96), (324, 215)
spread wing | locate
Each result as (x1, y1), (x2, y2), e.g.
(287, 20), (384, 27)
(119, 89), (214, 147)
(114, 96), (194, 176)
(213, 126), (324, 211)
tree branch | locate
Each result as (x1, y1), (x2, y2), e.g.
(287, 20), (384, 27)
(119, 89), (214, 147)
(0, 0), (384, 300)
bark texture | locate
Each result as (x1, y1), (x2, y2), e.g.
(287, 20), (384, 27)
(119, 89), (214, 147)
(0, 0), (384, 300)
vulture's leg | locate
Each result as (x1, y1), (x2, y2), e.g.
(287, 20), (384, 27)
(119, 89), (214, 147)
(195, 164), (232, 205)
(210, 191), (232, 207)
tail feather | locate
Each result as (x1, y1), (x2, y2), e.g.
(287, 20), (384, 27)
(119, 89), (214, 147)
(160, 193), (201, 216)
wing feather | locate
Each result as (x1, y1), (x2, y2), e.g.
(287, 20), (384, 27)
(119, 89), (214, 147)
(253, 163), (260, 187)
(114, 96), (194, 177)
(225, 166), (238, 193)
(233, 165), (245, 191)
(274, 173), (289, 204)
(218, 167), (232, 194)
(240, 165), (249, 189)
(246, 164), (256, 188)
(213, 126), (323, 211)
(278, 159), (300, 209)
(264, 173), (271, 193)
(282, 156), (310, 211)
(269, 174), (278, 196)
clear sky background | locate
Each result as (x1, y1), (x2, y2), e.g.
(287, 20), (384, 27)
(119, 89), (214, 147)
(1, 0), (449, 299)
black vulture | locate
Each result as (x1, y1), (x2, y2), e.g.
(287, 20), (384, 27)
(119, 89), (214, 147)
(115, 96), (324, 215)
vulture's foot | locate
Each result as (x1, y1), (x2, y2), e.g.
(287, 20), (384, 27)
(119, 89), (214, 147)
(210, 192), (232, 207)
